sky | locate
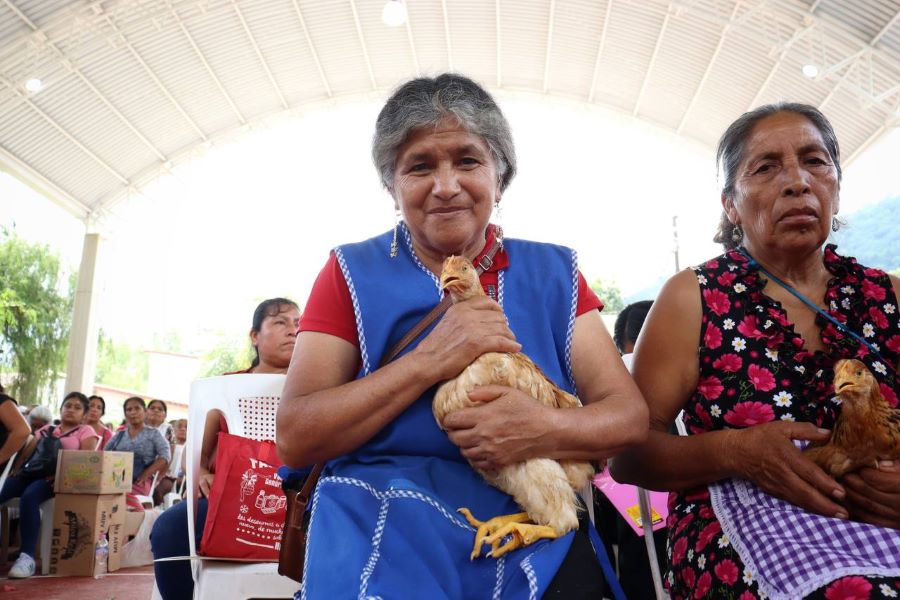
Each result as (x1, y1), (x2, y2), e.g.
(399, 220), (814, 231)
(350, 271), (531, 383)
(3, 93), (900, 352)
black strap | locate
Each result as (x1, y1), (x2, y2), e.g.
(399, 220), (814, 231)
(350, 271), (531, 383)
(379, 229), (504, 368)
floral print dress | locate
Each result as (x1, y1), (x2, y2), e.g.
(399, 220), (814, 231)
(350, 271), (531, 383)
(667, 245), (900, 600)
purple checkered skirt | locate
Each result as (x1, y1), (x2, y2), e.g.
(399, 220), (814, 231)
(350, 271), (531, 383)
(709, 478), (900, 599)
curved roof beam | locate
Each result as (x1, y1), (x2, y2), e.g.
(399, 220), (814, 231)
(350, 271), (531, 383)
(349, 0), (377, 90)
(4, 0), (167, 162)
(231, 0), (288, 109)
(100, 13), (207, 141)
(291, 0), (332, 97)
(164, 0), (246, 125)
(633, 6), (671, 117)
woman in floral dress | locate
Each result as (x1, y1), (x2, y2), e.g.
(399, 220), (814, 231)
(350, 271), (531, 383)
(612, 103), (900, 599)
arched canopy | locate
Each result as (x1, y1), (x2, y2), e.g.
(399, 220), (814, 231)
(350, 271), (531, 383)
(1, 0), (898, 224)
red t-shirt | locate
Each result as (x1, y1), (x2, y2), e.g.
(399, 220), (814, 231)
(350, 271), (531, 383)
(300, 226), (603, 346)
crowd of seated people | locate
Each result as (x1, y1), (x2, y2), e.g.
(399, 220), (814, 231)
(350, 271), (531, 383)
(3, 73), (899, 600)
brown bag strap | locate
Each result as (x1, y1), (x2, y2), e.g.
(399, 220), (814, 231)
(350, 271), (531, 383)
(302, 227), (504, 492)
(378, 229), (504, 368)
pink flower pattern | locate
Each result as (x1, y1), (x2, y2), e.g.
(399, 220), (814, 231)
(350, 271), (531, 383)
(664, 245), (899, 600)
(746, 364), (776, 392)
(723, 401), (775, 426)
(824, 576), (873, 600)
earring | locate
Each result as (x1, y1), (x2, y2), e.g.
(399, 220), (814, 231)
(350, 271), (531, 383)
(390, 210), (400, 258)
(831, 217), (839, 232)
(731, 224), (743, 244)
(493, 199), (503, 228)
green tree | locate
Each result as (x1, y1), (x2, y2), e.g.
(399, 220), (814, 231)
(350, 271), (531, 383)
(0, 228), (75, 404)
(199, 333), (255, 377)
(589, 278), (625, 313)
(94, 330), (149, 391)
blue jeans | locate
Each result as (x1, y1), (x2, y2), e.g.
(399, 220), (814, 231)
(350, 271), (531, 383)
(151, 498), (208, 600)
(0, 476), (54, 556)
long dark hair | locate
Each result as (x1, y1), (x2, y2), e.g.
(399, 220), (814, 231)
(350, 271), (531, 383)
(61, 391), (89, 414)
(713, 102), (842, 250)
(123, 396), (146, 412)
(250, 298), (299, 369)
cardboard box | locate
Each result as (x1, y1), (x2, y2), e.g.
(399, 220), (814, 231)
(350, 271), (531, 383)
(124, 510), (144, 539)
(48, 493), (125, 576)
(54, 450), (133, 494)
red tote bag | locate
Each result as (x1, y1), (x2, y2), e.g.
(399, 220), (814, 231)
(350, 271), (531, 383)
(199, 432), (287, 560)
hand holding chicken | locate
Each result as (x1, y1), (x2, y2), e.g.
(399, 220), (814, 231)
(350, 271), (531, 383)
(433, 255), (594, 559)
(804, 359), (900, 478)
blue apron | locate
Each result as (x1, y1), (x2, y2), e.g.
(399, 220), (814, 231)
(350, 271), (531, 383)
(300, 226), (595, 600)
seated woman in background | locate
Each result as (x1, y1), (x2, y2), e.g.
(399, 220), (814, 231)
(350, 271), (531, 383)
(612, 103), (900, 599)
(105, 396), (170, 511)
(0, 384), (30, 468)
(84, 394), (113, 448)
(150, 297), (300, 600)
(172, 418), (187, 445)
(1, 392), (99, 578)
(147, 399), (174, 447)
(26, 405), (51, 434)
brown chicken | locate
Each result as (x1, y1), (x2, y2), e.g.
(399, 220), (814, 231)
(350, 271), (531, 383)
(804, 359), (900, 478)
(433, 255), (595, 559)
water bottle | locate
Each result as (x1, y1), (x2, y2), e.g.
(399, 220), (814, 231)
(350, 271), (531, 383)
(94, 533), (109, 579)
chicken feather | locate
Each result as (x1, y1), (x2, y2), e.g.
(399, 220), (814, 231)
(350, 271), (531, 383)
(433, 255), (594, 557)
(804, 359), (900, 479)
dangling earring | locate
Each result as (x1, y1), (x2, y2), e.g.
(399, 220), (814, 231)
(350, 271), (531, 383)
(390, 209), (400, 258)
(731, 224), (743, 245)
(493, 199), (503, 228)
(831, 217), (839, 232)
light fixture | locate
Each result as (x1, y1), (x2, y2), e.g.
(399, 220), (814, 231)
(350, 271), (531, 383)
(801, 64), (819, 79)
(24, 78), (43, 93)
(381, 0), (407, 27)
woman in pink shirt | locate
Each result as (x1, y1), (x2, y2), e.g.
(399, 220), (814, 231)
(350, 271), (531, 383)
(85, 394), (113, 448)
(2, 392), (99, 578)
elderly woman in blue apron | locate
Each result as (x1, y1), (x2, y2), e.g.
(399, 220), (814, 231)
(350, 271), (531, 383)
(277, 73), (648, 599)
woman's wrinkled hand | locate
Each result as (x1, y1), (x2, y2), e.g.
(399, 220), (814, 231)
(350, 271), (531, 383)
(413, 297), (521, 381)
(199, 472), (215, 498)
(727, 421), (848, 519)
(841, 460), (900, 529)
(442, 385), (551, 471)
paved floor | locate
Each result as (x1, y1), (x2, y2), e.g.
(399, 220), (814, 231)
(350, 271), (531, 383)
(0, 565), (155, 600)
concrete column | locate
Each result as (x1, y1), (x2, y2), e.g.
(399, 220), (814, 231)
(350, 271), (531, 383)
(64, 233), (102, 394)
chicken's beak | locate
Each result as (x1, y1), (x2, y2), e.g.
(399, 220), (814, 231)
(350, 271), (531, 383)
(441, 275), (461, 292)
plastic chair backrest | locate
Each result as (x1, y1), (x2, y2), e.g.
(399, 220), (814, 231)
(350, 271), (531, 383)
(185, 374), (286, 573)
(167, 444), (185, 478)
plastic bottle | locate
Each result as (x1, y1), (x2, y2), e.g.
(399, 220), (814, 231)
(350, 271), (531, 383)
(94, 533), (109, 579)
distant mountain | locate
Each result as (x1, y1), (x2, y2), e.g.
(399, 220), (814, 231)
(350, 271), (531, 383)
(833, 196), (900, 272)
(623, 275), (667, 305)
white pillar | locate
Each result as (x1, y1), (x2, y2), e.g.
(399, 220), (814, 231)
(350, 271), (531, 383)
(65, 233), (102, 394)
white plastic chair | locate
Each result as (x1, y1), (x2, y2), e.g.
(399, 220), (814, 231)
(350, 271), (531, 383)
(185, 374), (298, 600)
(162, 444), (186, 509)
(0, 443), (25, 564)
(136, 471), (160, 508)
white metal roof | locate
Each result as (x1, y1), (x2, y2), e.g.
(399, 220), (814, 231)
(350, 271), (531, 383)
(1, 0), (898, 223)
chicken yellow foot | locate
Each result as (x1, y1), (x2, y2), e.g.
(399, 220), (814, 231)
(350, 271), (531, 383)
(457, 508), (560, 560)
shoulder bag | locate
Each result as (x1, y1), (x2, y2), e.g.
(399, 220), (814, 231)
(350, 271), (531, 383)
(20, 425), (79, 480)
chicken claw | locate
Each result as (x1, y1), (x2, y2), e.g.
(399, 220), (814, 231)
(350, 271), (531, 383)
(458, 508), (558, 559)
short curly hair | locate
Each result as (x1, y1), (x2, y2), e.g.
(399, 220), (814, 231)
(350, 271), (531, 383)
(372, 73), (516, 192)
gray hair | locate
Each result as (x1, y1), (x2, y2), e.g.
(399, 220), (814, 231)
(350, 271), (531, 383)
(28, 405), (52, 425)
(714, 102), (842, 250)
(372, 73), (517, 192)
